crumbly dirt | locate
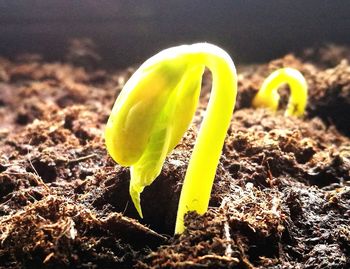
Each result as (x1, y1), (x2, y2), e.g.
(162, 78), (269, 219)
(0, 44), (349, 268)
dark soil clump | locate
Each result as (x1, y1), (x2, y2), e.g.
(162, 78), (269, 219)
(0, 45), (349, 268)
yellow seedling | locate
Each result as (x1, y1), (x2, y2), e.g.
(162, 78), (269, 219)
(252, 68), (308, 117)
(105, 43), (237, 234)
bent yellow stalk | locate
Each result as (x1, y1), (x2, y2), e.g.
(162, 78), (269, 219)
(105, 43), (237, 234)
(252, 68), (308, 117)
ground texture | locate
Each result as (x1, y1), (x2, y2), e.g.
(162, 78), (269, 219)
(0, 44), (349, 268)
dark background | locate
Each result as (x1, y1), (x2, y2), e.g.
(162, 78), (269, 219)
(0, 0), (349, 67)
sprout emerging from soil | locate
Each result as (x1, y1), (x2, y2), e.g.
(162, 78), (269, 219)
(252, 68), (308, 117)
(105, 43), (237, 234)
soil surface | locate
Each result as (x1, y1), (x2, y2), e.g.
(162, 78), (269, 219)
(0, 44), (349, 269)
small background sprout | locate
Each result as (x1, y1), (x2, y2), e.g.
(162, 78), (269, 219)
(105, 43), (237, 234)
(252, 67), (308, 117)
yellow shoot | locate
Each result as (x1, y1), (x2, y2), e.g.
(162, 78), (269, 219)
(105, 43), (237, 234)
(252, 68), (308, 117)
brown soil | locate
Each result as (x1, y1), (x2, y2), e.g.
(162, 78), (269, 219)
(0, 44), (349, 269)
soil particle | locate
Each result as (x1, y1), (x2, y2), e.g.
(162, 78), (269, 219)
(282, 186), (350, 269)
(302, 44), (350, 68)
(307, 60), (350, 136)
(0, 195), (164, 269)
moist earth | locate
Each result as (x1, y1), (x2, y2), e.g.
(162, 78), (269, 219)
(0, 44), (349, 268)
